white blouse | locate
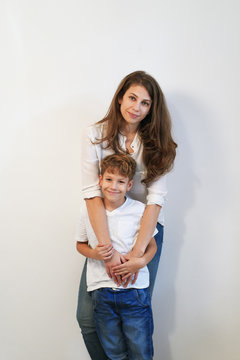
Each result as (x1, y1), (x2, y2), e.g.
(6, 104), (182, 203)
(81, 123), (167, 225)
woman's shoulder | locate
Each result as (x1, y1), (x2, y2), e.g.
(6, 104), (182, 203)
(85, 122), (107, 140)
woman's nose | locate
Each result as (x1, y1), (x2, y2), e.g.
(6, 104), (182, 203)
(133, 101), (140, 111)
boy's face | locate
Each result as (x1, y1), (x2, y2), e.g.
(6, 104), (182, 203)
(99, 169), (133, 206)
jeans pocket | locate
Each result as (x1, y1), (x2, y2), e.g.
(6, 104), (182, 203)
(91, 290), (99, 309)
(134, 288), (151, 307)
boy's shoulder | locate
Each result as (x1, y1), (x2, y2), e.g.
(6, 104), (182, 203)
(126, 196), (145, 207)
(79, 201), (91, 225)
(119, 197), (145, 215)
(79, 200), (88, 214)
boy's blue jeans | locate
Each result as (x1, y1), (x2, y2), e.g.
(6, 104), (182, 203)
(92, 287), (153, 360)
(76, 223), (163, 360)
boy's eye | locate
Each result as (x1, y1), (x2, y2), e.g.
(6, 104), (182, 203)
(119, 180), (125, 184)
(106, 178), (112, 181)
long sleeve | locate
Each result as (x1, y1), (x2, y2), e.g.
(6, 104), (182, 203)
(75, 206), (88, 242)
(81, 125), (103, 199)
(146, 173), (168, 207)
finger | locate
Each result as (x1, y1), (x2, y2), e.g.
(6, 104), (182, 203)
(98, 244), (113, 252)
(123, 253), (131, 261)
(105, 264), (112, 279)
(112, 265), (127, 275)
(103, 245), (114, 252)
(131, 271), (139, 285)
(122, 273), (132, 282)
(99, 249), (114, 258)
(112, 262), (126, 271)
(97, 244), (104, 247)
(112, 273), (122, 286)
(101, 250), (113, 258)
(123, 274), (133, 288)
(106, 248), (115, 257)
(113, 268), (128, 276)
(99, 244), (112, 251)
(103, 253), (114, 261)
(119, 254), (127, 263)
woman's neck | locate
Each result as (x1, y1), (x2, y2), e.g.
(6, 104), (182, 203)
(120, 125), (138, 154)
(121, 124), (138, 137)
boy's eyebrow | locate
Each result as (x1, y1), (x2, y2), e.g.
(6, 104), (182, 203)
(104, 171), (129, 180)
(129, 92), (151, 102)
(106, 174), (127, 180)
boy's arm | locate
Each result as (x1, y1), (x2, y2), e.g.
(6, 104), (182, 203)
(112, 237), (157, 279)
(76, 241), (114, 261)
(139, 236), (157, 267)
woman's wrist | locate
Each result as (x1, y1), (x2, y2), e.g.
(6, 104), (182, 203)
(131, 246), (145, 258)
(136, 256), (146, 269)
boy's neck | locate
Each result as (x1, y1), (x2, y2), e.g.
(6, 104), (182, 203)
(103, 196), (127, 212)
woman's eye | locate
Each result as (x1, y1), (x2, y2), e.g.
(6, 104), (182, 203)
(129, 96), (136, 101)
(142, 101), (150, 107)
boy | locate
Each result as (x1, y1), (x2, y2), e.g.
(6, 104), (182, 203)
(76, 154), (157, 360)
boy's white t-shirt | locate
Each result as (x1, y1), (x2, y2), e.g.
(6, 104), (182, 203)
(76, 196), (158, 291)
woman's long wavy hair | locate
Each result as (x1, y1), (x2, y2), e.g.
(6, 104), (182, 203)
(96, 70), (177, 185)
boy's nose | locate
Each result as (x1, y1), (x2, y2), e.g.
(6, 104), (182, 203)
(110, 181), (117, 189)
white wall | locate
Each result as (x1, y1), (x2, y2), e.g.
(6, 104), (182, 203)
(1, 1), (239, 359)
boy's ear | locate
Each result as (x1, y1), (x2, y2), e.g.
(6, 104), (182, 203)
(127, 179), (133, 191)
(99, 174), (103, 186)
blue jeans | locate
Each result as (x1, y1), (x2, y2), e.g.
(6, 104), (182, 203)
(76, 223), (163, 360)
(92, 288), (153, 360)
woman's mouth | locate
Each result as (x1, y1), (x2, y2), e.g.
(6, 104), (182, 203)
(127, 112), (139, 119)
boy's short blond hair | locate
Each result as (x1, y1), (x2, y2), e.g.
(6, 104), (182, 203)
(100, 154), (136, 181)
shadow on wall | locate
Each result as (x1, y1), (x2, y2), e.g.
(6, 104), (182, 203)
(152, 93), (202, 360)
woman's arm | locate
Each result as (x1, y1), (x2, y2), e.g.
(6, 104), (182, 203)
(81, 126), (112, 247)
(85, 197), (111, 245)
(131, 204), (161, 257)
(129, 171), (167, 257)
(81, 126), (123, 279)
(85, 197), (123, 282)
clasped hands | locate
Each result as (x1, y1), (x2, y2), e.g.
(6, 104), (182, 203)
(93, 243), (144, 287)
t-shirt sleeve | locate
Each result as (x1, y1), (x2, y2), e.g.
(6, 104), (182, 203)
(75, 206), (88, 243)
(146, 173), (168, 207)
(81, 126), (102, 199)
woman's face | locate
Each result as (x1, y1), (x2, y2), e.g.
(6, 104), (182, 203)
(118, 85), (152, 131)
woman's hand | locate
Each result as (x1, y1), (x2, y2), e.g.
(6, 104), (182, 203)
(104, 250), (126, 286)
(112, 253), (146, 287)
(92, 243), (114, 261)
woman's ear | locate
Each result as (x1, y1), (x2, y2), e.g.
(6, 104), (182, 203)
(118, 96), (122, 104)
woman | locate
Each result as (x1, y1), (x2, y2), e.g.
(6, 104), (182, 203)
(76, 70), (177, 360)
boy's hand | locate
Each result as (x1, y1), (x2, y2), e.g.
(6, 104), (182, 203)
(93, 243), (114, 261)
(104, 251), (124, 286)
